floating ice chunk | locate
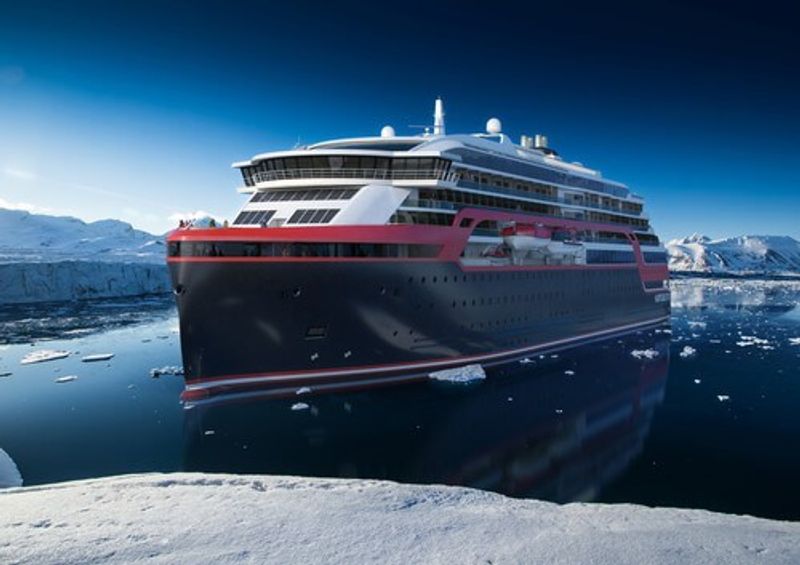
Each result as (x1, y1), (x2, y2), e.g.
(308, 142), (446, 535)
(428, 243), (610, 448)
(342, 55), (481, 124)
(789, 338), (800, 346)
(0, 448), (23, 488)
(429, 364), (486, 384)
(291, 402), (310, 411)
(630, 349), (659, 360)
(519, 358), (534, 365)
(717, 395), (730, 402)
(550, 354), (559, 359)
(20, 350), (69, 365)
(507, 396), (513, 402)
(54, 375), (78, 384)
(295, 387), (311, 395)
(203, 430), (215, 436)
(82, 353), (114, 363)
(687, 321), (707, 329)
(149, 366), (184, 378)
(679, 346), (697, 358)
(564, 370), (575, 376)
(709, 339), (722, 344)
(738, 335), (768, 346)
(694, 379), (701, 384)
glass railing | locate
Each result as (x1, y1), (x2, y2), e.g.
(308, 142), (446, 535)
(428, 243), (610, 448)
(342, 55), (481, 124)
(454, 180), (644, 217)
(250, 168), (459, 184)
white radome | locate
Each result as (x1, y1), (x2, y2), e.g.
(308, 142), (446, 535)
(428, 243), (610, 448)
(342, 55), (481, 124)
(486, 117), (502, 134)
(380, 125), (396, 138)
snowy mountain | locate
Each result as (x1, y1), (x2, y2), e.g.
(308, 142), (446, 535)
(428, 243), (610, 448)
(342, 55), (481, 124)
(667, 234), (800, 276)
(0, 208), (165, 263)
(0, 209), (170, 304)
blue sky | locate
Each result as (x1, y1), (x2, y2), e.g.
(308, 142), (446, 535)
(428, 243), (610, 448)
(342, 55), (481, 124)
(1, 0), (798, 240)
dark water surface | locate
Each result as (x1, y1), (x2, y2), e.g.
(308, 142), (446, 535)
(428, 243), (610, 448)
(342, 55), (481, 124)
(1, 279), (799, 520)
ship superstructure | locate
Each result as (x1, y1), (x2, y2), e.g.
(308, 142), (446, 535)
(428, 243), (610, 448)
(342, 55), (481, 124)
(168, 99), (669, 399)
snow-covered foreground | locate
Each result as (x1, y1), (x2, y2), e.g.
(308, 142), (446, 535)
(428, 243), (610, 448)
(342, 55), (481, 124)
(2, 474), (798, 564)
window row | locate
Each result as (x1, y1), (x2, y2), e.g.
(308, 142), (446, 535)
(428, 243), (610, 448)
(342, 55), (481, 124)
(168, 241), (441, 258)
(250, 188), (358, 203)
(287, 209), (339, 224)
(233, 210), (276, 226)
(643, 251), (668, 264)
(585, 250), (637, 264)
(241, 157), (450, 186)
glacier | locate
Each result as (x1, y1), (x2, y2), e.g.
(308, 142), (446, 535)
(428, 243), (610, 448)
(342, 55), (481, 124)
(667, 233), (800, 276)
(0, 209), (170, 304)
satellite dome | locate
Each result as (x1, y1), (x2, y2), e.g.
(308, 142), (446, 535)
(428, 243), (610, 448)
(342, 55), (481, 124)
(486, 118), (502, 134)
(380, 125), (396, 138)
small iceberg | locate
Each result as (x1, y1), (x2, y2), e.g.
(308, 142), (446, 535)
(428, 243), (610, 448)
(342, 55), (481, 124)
(630, 349), (659, 360)
(788, 337), (800, 346)
(564, 370), (575, 376)
(20, 350), (70, 365)
(54, 375), (78, 384)
(150, 366), (184, 378)
(0, 448), (23, 488)
(81, 353), (114, 363)
(679, 346), (697, 358)
(295, 387), (312, 395)
(429, 364), (486, 384)
(291, 402), (310, 411)
(717, 395), (730, 402)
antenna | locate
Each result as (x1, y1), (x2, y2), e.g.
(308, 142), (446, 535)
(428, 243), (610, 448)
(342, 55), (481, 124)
(433, 97), (445, 135)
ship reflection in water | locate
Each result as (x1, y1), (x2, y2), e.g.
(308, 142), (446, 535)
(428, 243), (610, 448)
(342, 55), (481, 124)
(183, 332), (669, 503)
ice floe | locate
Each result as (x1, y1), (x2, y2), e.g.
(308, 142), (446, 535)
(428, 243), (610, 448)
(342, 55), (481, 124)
(429, 364), (486, 384)
(291, 402), (310, 411)
(20, 350), (70, 365)
(789, 338), (800, 346)
(630, 349), (659, 360)
(295, 387), (312, 395)
(81, 353), (115, 362)
(717, 395), (731, 402)
(679, 346), (697, 358)
(54, 375), (78, 384)
(149, 366), (184, 378)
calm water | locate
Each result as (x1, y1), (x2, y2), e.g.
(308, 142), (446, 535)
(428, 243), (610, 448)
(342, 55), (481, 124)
(1, 278), (799, 520)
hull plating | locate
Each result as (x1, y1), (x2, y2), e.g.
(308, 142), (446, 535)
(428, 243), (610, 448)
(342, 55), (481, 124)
(169, 260), (670, 395)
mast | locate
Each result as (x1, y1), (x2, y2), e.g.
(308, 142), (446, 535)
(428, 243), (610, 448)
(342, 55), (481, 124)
(433, 97), (446, 136)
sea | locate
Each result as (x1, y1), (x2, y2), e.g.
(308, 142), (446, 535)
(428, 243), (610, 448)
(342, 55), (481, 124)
(1, 278), (799, 520)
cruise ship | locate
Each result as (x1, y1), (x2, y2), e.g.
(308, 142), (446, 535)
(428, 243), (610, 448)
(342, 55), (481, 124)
(168, 99), (670, 399)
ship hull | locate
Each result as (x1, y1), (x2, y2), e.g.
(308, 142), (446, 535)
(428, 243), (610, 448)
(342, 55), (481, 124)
(170, 260), (670, 399)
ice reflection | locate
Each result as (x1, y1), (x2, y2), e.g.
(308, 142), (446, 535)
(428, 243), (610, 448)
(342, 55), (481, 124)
(670, 278), (800, 313)
(183, 332), (669, 503)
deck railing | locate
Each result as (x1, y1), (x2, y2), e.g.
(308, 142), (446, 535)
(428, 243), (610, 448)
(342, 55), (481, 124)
(251, 168), (460, 184)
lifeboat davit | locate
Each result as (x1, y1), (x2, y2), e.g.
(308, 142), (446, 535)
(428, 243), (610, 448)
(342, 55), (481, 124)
(501, 223), (552, 251)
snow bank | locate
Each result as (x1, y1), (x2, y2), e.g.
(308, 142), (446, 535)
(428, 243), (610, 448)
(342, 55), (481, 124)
(667, 234), (800, 276)
(1, 473), (798, 564)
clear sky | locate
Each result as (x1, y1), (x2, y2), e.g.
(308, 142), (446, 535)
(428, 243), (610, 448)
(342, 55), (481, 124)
(1, 0), (798, 240)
